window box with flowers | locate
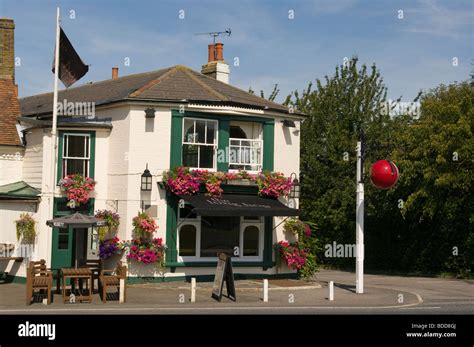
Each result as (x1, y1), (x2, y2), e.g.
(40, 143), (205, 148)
(162, 167), (294, 198)
(59, 174), (96, 208)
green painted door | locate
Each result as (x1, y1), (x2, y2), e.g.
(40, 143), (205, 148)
(51, 226), (74, 270)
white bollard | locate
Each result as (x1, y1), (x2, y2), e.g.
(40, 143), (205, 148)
(119, 278), (125, 303)
(329, 281), (334, 301)
(191, 277), (196, 303)
(263, 279), (269, 302)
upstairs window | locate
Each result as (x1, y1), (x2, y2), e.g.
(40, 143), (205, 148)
(62, 133), (91, 178)
(182, 118), (218, 170)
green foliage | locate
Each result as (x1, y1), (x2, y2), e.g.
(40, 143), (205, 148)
(16, 213), (36, 243)
(391, 82), (474, 276)
(248, 84), (280, 101)
(287, 56), (474, 277)
(282, 219), (321, 279)
(299, 252), (318, 280)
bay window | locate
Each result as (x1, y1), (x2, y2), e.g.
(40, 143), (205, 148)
(177, 205), (264, 261)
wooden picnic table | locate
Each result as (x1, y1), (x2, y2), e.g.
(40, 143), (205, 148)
(61, 267), (92, 303)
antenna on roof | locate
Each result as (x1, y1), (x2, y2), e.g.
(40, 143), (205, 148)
(194, 28), (231, 44)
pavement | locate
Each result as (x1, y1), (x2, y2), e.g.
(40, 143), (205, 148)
(0, 270), (472, 314)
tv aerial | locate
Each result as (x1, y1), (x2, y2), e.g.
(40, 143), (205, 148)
(195, 28), (231, 44)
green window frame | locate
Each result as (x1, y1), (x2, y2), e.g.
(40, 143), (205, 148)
(57, 130), (96, 182)
(167, 110), (275, 268)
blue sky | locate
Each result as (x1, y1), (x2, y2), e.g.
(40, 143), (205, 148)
(1, 0), (472, 103)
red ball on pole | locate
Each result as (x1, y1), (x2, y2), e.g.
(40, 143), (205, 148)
(370, 160), (399, 189)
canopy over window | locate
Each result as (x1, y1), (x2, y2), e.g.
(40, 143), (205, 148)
(179, 194), (300, 217)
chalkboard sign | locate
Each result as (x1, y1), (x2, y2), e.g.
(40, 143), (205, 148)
(211, 253), (236, 302)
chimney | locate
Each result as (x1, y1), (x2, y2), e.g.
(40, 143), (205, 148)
(201, 42), (229, 84)
(0, 18), (15, 82)
(207, 44), (215, 62)
(112, 67), (119, 80)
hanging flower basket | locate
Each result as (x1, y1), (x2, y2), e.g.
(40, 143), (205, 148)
(274, 241), (308, 270)
(59, 174), (96, 208)
(95, 210), (120, 241)
(283, 218), (313, 238)
(99, 236), (121, 259)
(16, 213), (36, 243)
(132, 211), (158, 238)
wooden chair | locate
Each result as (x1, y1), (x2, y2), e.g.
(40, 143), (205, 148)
(78, 259), (102, 294)
(99, 262), (127, 303)
(26, 259), (53, 305)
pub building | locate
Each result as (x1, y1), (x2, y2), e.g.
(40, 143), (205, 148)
(0, 18), (305, 282)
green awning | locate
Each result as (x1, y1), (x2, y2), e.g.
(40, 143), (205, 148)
(0, 181), (41, 200)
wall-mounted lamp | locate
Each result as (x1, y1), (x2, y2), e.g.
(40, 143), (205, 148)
(141, 164), (153, 191)
(289, 172), (300, 199)
(283, 119), (296, 128)
(145, 107), (156, 118)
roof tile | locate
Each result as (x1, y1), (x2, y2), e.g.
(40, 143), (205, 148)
(20, 65), (295, 117)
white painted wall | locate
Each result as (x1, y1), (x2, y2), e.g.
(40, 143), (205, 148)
(272, 117), (301, 251)
(124, 106), (171, 242)
(0, 201), (38, 278)
(2, 102), (302, 278)
(0, 146), (24, 185)
(22, 129), (44, 189)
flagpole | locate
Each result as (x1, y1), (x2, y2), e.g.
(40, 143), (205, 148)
(47, 7), (60, 266)
(51, 6), (60, 183)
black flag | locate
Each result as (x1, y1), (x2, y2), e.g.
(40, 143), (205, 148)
(52, 27), (89, 88)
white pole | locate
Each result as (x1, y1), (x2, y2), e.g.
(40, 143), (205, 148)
(51, 7), (60, 192)
(263, 279), (268, 302)
(191, 277), (196, 303)
(47, 7), (60, 269)
(119, 278), (125, 303)
(356, 141), (364, 294)
(329, 281), (334, 301)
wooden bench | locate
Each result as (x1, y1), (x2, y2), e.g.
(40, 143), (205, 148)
(26, 259), (53, 305)
(99, 262), (127, 303)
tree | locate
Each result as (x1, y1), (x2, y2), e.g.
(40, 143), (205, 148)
(391, 82), (474, 275)
(287, 56), (474, 276)
(286, 56), (394, 269)
(248, 84), (280, 101)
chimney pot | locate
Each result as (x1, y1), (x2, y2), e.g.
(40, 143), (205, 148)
(112, 67), (119, 80)
(208, 44), (215, 63)
(201, 42), (229, 84)
(215, 43), (224, 61)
